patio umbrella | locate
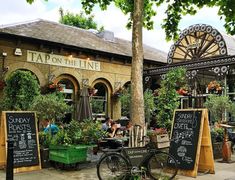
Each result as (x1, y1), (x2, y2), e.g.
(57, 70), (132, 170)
(77, 87), (93, 121)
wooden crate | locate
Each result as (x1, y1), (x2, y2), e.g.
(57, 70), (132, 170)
(150, 133), (170, 149)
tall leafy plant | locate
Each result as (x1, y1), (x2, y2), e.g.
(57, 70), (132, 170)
(30, 93), (71, 121)
(204, 94), (235, 123)
(156, 67), (187, 130)
(120, 86), (131, 117)
(120, 87), (156, 123)
(2, 70), (40, 110)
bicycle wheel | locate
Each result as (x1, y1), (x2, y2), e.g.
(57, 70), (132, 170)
(97, 153), (130, 180)
(147, 151), (178, 180)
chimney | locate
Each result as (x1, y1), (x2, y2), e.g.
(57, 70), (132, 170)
(97, 30), (115, 42)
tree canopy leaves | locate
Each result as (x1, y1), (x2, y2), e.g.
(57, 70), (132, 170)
(80, 0), (235, 41)
(26, 0), (235, 40)
(59, 8), (104, 31)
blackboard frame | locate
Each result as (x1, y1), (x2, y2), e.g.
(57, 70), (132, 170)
(168, 109), (214, 177)
(0, 111), (41, 173)
(169, 109), (203, 170)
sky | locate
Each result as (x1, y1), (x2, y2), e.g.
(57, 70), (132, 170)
(0, 0), (228, 53)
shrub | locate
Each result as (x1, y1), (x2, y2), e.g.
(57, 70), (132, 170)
(30, 93), (71, 121)
(50, 119), (106, 146)
(2, 70), (40, 110)
(204, 94), (235, 123)
(155, 67), (187, 130)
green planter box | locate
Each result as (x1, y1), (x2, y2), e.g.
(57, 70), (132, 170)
(49, 144), (92, 164)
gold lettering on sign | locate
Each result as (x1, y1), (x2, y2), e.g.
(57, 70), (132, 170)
(27, 50), (101, 71)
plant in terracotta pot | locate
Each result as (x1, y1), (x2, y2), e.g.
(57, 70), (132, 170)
(204, 94), (235, 124)
(38, 131), (52, 168)
(204, 94), (235, 161)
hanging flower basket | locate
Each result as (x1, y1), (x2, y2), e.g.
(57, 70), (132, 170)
(88, 87), (98, 96)
(207, 81), (222, 94)
(112, 87), (124, 98)
(177, 88), (188, 96)
(48, 82), (63, 92)
(0, 80), (6, 90)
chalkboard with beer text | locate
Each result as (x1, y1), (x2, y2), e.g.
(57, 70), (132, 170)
(169, 110), (202, 170)
(5, 112), (39, 168)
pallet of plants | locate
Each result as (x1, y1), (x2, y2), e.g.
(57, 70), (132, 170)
(49, 119), (106, 169)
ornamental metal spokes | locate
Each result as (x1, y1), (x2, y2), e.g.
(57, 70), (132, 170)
(167, 24), (227, 64)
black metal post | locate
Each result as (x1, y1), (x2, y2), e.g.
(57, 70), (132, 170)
(188, 95), (192, 108)
(6, 140), (14, 180)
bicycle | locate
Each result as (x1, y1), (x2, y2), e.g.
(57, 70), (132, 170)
(96, 139), (178, 180)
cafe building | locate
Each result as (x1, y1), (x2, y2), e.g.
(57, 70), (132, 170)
(0, 19), (166, 121)
(144, 24), (235, 113)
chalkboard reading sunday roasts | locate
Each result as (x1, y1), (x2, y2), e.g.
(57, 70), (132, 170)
(169, 110), (202, 170)
(6, 112), (39, 168)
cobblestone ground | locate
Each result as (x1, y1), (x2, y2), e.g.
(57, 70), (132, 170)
(1, 153), (235, 180)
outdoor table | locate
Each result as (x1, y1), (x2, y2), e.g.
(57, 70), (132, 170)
(100, 137), (129, 149)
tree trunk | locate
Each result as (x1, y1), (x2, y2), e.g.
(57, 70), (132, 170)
(130, 0), (145, 127)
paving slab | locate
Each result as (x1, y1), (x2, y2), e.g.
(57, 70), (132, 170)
(1, 154), (235, 180)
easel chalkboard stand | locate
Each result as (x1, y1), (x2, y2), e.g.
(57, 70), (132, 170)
(172, 109), (214, 178)
(0, 111), (41, 173)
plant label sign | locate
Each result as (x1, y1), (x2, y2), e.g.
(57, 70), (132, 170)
(0, 111), (41, 172)
(169, 110), (202, 169)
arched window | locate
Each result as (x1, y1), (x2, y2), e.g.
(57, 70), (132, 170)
(91, 83), (108, 117)
(58, 79), (75, 105)
(55, 75), (79, 123)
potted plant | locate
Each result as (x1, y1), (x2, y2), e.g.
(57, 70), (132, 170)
(30, 92), (71, 168)
(38, 132), (52, 168)
(204, 94), (235, 124)
(204, 95), (235, 161)
(210, 125), (224, 159)
(48, 119), (105, 168)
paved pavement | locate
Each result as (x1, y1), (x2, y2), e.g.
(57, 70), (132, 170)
(1, 152), (235, 180)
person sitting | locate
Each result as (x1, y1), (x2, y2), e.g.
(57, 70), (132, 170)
(107, 122), (118, 138)
(102, 117), (112, 131)
(123, 121), (132, 137)
(105, 122), (123, 149)
(42, 119), (59, 135)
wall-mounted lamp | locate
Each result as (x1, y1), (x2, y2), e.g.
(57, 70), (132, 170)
(82, 78), (89, 87)
(14, 48), (22, 56)
(48, 73), (55, 83)
(1, 52), (8, 74)
(2, 52), (7, 57)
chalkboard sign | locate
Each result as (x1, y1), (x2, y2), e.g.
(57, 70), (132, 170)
(125, 147), (148, 167)
(169, 110), (202, 170)
(5, 112), (39, 168)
